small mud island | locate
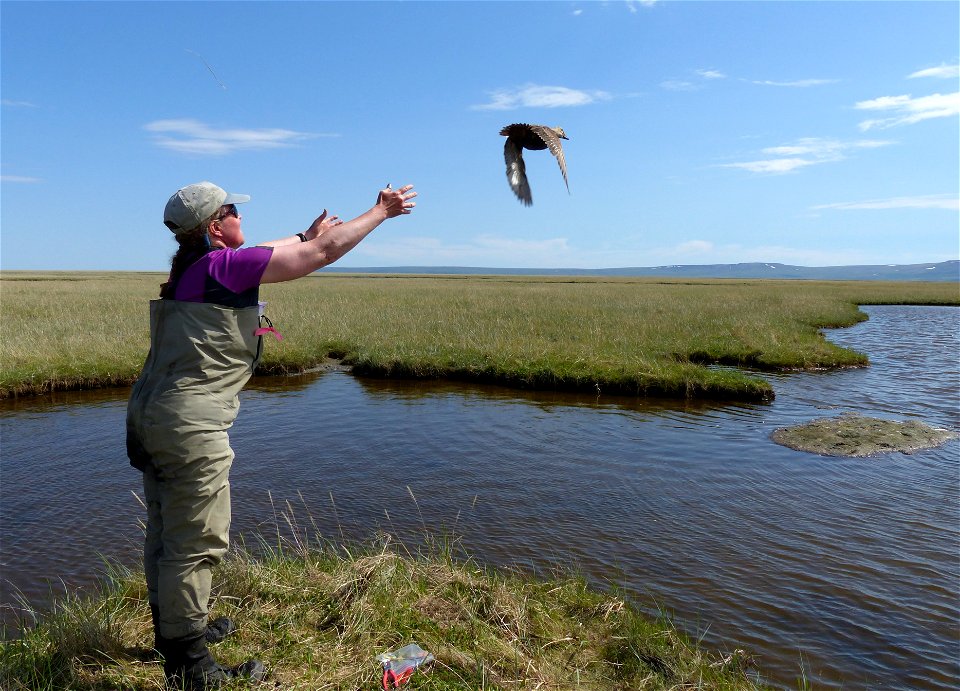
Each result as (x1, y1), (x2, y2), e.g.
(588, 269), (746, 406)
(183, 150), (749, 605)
(772, 412), (958, 457)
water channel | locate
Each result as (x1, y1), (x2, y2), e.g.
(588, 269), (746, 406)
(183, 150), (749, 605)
(1, 305), (958, 689)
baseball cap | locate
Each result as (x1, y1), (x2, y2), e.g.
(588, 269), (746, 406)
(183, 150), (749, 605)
(163, 181), (251, 235)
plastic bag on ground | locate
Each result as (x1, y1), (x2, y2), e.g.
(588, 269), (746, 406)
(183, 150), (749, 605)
(377, 643), (435, 688)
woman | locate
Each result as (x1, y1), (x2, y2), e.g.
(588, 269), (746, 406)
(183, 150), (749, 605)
(126, 181), (416, 689)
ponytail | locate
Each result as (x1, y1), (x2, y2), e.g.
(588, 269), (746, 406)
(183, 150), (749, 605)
(159, 220), (215, 299)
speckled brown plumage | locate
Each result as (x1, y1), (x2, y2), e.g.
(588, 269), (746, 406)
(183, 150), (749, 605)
(500, 123), (569, 206)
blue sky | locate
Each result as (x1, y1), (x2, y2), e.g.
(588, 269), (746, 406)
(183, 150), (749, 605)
(2, 0), (958, 271)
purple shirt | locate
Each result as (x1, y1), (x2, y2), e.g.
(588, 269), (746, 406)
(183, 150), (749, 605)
(172, 246), (273, 308)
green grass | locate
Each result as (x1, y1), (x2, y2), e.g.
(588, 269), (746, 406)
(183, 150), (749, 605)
(0, 529), (774, 690)
(2, 271), (957, 400)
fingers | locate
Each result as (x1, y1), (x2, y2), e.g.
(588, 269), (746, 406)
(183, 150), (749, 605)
(401, 186), (417, 214)
(378, 183), (417, 215)
(382, 183), (415, 196)
(400, 187), (416, 214)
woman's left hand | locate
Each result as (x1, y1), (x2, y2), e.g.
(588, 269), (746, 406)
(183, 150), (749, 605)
(377, 184), (417, 218)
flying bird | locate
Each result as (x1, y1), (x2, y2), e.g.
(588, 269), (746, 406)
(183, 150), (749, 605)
(500, 123), (569, 206)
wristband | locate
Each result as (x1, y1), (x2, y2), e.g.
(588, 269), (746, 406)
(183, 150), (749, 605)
(297, 232), (308, 243)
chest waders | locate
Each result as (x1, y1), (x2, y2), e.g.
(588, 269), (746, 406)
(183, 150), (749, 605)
(126, 299), (263, 641)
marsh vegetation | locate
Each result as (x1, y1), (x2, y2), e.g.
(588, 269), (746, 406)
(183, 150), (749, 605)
(0, 531), (773, 690)
(2, 271), (956, 400)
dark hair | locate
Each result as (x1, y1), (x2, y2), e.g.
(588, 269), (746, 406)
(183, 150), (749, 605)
(158, 214), (218, 298)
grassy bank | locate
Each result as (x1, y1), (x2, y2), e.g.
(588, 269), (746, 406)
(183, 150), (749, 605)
(2, 271), (957, 400)
(0, 533), (773, 690)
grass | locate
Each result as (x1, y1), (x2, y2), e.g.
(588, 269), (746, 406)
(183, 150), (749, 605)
(1, 271), (957, 401)
(0, 525), (774, 690)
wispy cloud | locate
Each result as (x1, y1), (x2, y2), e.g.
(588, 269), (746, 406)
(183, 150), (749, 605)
(908, 63), (960, 79)
(353, 232), (938, 269)
(660, 80), (698, 92)
(471, 84), (611, 110)
(651, 240), (891, 267)
(143, 119), (332, 155)
(356, 234), (573, 265)
(1, 175), (42, 183)
(660, 68), (726, 92)
(749, 78), (839, 87)
(696, 69), (726, 80)
(574, 1), (656, 15)
(813, 194), (959, 211)
(1, 99), (38, 108)
(856, 91), (960, 130)
(721, 137), (892, 174)
(674, 240), (714, 254)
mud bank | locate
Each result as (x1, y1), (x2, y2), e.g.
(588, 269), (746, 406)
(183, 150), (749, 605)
(772, 412), (958, 457)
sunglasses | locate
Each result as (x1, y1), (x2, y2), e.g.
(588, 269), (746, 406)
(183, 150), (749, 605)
(218, 204), (240, 220)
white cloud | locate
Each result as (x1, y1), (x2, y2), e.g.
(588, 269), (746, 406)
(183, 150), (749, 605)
(908, 63), (960, 79)
(353, 234), (573, 266)
(723, 158), (817, 174)
(660, 80), (699, 92)
(1, 175), (42, 183)
(856, 91), (960, 130)
(652, 242), (887, 267)
(750, 78), (839, 87)
(675, 240), (714, 254)
(143, 119), (332, 155)
(471, 84), (611, 111)
(813, 194), (959, 211)
(661, 69), (726, 92)
(343, 232), (942, 269)
(1, 99), (38, 108)
(574, 1), (656, 14)
(721, 138), (892, 174)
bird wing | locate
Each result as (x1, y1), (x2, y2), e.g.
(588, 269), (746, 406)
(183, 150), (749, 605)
(529, 125), (569, 193)
(504, 137), (533, 206)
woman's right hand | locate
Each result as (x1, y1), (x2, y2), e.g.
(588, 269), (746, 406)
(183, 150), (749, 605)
(305, 209), (342, 240)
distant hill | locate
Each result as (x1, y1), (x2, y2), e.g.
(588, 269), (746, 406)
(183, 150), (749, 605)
(325, 260), (959, 282)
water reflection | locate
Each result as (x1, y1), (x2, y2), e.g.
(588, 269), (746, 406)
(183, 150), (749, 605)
(1, 306), (957, 690)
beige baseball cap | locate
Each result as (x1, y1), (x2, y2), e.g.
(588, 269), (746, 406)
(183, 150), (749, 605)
(163, 181), (250, 235)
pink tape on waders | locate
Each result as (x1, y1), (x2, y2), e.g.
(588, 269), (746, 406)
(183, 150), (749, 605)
(254, 326), (283, 341)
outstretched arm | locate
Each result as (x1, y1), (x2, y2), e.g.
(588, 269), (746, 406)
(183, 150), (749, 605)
(260, 184), (416, 284)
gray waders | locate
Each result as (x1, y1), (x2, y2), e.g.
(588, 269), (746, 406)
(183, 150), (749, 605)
(127, 299), (269, 687)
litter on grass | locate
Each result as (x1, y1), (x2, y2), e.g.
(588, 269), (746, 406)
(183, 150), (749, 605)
(377, 643), (435, 688)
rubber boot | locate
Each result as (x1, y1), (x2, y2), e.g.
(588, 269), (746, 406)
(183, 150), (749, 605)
(151, 604), (236, 653)
(163, 631), (267, 690)
(151, 604), (171, 659)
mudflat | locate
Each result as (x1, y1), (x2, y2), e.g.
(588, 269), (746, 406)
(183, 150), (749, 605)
(771, 412), (958, 457)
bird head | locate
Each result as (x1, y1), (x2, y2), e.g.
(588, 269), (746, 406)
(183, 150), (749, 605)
(551, 127), (569, 140)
